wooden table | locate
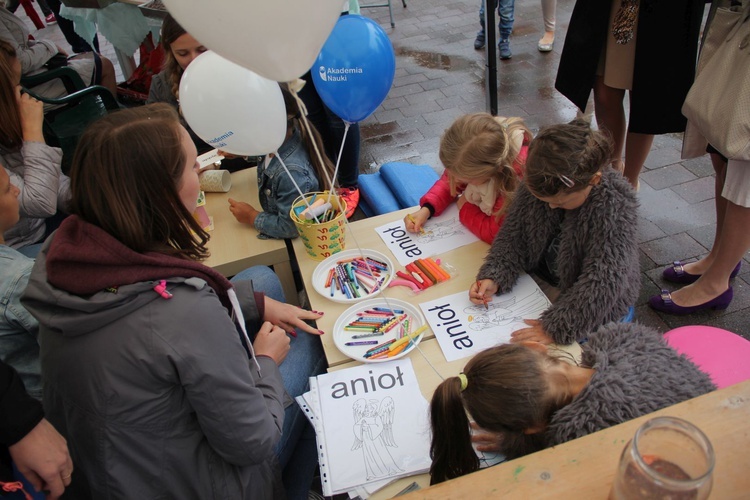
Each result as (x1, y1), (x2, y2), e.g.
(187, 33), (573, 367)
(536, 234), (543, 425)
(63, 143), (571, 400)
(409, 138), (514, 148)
(399, 379), (750, 499)
(293, 207), (583, 497)
(204, 168), (298, 306)
(290, 208), (495, 367)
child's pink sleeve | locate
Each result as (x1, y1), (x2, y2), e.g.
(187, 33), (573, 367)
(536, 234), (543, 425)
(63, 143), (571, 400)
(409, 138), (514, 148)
(458, 203), (504, 244)
(419, 172), (456, 216)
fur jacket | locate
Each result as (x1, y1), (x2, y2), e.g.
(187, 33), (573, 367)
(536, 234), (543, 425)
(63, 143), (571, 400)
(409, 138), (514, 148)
(546, 322), (716, 446)
(477, 168), (639, 344)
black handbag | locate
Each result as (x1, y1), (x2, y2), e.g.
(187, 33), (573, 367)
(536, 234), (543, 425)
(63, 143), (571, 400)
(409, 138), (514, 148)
(44, 53), (69, 70)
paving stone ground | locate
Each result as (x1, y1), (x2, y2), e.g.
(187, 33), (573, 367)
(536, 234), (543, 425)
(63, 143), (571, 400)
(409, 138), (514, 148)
(21, 0), (748, 339)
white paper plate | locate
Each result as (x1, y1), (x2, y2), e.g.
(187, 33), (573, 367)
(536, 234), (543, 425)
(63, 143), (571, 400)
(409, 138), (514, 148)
(333, 298), (426, 363)
(312, 249), (394, 304)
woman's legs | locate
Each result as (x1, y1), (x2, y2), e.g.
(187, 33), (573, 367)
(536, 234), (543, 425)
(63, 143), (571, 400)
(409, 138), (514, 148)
(681, 154), (728, 276)
(230, 265), (326, 499)
(623, 131), (654, 187)
(665, 157), (750, 307)
(592, 76), (626, 172)
(667, 200), (750, 306)
(539, 0), (555, 46)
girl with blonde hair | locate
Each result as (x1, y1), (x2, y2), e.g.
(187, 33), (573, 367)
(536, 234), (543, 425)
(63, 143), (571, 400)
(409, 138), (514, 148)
(404, 113), (531, 244)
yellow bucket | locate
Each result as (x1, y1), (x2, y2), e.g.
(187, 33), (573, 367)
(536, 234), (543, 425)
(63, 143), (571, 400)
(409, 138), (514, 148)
(290, 191), (347, 261)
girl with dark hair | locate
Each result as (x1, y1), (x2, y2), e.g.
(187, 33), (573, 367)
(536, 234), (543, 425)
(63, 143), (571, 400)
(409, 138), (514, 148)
(428, 322), (716, 484)
(0, 40), (68, 255)
(21, 104), (325, 499)
(227, 83), (336, 239)
(471, 119), (639, 345)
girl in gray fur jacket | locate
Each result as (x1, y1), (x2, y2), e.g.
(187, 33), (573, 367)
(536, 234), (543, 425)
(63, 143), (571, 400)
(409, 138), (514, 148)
(428, 322), (716, 484)
(471, 119), (639, 345)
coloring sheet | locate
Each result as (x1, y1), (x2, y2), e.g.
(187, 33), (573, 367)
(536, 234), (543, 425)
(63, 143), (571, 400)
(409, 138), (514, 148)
(419, 274), (552, 362)
(307, 359), (431, 495)
(375, 204), (480, 265)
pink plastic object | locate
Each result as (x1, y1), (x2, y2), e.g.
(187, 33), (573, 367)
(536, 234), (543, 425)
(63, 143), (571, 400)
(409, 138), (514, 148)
(664, 325), (750, 389)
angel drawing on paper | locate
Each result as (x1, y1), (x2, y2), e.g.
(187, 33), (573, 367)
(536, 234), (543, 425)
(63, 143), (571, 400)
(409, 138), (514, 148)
(415, 218), (465, 244)
(464, 289), (549, 331)
(351, 397), (403, 481)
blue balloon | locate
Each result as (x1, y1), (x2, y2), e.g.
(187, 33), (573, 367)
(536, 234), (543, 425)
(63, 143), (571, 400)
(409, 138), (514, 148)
(312, 15), (396, 123)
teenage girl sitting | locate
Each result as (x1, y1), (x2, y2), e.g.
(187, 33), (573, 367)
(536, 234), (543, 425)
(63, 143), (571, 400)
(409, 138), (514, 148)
(0, 40), (68, 256)
(428, 322), (716, 484)
(404, 113), (531, 244)
(471, 119), (639, 345)
(227, 84), (336, 240)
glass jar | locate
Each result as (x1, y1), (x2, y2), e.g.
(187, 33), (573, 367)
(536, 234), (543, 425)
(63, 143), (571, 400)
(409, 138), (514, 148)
(610, 417), (715, 500)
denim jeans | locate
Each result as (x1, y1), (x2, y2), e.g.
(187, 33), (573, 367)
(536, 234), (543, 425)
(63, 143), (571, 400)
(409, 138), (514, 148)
(231, 266), (326, 500)
(478, 0), (515, 40)
(300, 71), (360, 189)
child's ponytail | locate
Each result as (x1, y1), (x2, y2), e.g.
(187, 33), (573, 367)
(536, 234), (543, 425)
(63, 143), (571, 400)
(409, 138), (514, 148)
(429, 376), (479, 484)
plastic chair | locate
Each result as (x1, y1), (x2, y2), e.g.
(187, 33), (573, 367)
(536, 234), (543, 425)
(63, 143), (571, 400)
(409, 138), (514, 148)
(22, 80), (120, 174)
(361, 0), (407, 28)
(21, 66), (88, 96)
(664, 325), (750, 389)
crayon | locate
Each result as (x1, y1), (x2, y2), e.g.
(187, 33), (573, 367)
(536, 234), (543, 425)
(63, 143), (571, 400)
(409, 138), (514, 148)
(407, 214), (426, 235)
(345, 340), (379, 346)
(477, 280), (489, 310)
(351, 332), (385, 339)
(373, 307), (404, 313)
(388, 343), (409, 357)
(413, 259), (438, 284)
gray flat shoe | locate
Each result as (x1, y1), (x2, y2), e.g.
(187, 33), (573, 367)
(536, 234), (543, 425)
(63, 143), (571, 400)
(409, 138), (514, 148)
(537, 39), (554, 52)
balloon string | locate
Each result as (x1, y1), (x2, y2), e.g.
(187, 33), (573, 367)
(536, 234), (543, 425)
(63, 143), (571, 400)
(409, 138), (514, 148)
(326, 122), (350, 206)
(275, 151), (320, 224)
(290, 87), (334, 189)
(287, 86), (443, 380)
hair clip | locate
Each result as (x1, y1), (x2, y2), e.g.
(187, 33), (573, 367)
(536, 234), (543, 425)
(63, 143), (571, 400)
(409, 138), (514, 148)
(153, 280), (173, 299)
(558, 175), (575, 188)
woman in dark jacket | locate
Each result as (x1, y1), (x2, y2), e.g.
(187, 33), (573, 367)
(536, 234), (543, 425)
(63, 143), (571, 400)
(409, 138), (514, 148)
(22, 104), (323, 499)
(555, 0), (705, 187)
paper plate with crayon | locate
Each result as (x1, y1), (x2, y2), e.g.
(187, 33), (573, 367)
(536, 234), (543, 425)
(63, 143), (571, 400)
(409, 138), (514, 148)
(333, 298), (427, 363)
(312, 249), (394, 304)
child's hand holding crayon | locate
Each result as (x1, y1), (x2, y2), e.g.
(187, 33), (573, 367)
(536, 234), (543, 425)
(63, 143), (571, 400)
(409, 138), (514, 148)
(228, 198), (260, 226)
(404, 207), (430, 235)
(469, 279), (497, 307)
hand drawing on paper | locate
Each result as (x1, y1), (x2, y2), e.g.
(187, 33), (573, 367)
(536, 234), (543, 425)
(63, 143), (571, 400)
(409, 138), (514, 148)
(415, 217), (465, 244)
(464, 289), (549, 331)
(351, 397), (404, 480)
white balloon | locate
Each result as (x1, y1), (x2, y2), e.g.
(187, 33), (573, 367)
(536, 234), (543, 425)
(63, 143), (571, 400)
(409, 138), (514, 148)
(179, 51), (286, 156)
(162, 0), (344, 82)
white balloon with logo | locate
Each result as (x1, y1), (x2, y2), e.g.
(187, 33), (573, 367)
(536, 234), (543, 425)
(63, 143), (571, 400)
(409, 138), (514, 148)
(161, 0), (344, 82)
(179, 51), (287, 156)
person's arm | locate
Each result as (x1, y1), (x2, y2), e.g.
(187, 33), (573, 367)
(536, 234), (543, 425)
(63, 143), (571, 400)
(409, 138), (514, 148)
(0, 360), (72, 500)
(458, 202), (504, 244)
(3, 253), (39, 336)
(169, 290), (287, 465)
(540, 186), (639, 344)
(0, 22), (57, 74)
(8, 142), (63, 219)
(254, 163), (317, 240)
(476, 184), (556, 293)
(419, 172), (457, 218)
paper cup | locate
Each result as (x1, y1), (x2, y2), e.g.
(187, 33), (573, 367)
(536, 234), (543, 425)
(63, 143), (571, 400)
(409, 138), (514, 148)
(199, 169), (232, 192)
(290, 191), (346, 261)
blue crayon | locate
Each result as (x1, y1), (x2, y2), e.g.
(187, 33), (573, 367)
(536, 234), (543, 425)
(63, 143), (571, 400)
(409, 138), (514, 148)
(373, 307), (404, 314)
(345, 340), (379, 346)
